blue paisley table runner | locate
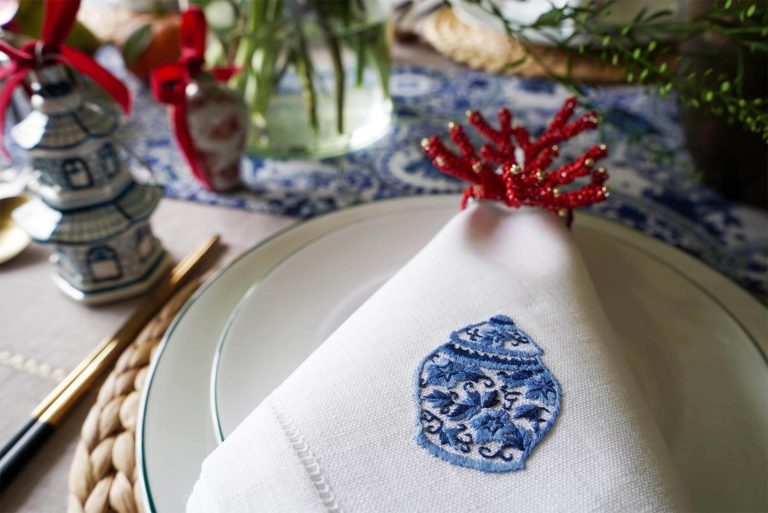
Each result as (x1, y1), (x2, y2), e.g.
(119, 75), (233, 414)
(43, 49), (768, 297)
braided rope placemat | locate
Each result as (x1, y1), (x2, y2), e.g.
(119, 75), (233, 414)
(422, 6), (625, 83)
(66, 278), (204, 513)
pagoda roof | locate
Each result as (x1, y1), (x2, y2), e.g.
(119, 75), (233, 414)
(12, 181), (163, 245)
(10, 102), (119, 151)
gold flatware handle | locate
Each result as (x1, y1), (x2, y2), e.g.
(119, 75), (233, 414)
(0, 234), (220, 492)
(32, 234), (219, 420)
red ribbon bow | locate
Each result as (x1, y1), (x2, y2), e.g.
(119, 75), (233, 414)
(151, 7), (239, 190)
(0, 0), (131, 159)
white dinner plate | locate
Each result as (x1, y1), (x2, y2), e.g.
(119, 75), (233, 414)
(138, 196), (767, 512)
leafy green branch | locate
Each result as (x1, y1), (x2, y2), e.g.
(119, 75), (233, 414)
(467, 0), (768, 141)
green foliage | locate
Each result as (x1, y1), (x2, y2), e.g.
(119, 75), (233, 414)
(191, 0), (389, 136)
(467, 0), (768, 141)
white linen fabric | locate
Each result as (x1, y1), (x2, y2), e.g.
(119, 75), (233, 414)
(188, 202), (690, 513)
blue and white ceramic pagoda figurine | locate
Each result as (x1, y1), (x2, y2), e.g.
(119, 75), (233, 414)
(11, 64), (170, 304)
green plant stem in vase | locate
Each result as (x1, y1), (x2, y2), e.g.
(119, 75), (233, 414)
(200, 0), (392, 159)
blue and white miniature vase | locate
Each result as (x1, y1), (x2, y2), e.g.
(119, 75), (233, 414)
(416, 315), (560, 472)
(11, 64), (170, 304)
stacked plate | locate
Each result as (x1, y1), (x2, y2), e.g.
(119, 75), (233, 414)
(136, 195), (768, 513)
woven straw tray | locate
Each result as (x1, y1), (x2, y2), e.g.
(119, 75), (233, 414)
(422, 7), (626, 83)
(66, 280), (202, 513)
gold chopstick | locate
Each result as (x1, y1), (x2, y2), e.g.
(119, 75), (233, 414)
(30, 234), (219, 420)
(0, 234), (220, 491)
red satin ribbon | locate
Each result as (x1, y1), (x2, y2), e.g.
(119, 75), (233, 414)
(0, 0), (131, 159)
(151, 7), (239, 190)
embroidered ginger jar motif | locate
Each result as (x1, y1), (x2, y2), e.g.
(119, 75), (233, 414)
(416, 315), (560, 472)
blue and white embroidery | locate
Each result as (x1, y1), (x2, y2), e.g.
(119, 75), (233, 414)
(416, 315), (560, 473)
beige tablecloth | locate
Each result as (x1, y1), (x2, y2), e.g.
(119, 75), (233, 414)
(0, 198), (293, 512)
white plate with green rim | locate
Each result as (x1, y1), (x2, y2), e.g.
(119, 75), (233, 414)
(138, 195), (767, 512)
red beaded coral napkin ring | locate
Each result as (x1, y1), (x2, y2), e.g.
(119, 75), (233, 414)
(421, 97), (610, 227)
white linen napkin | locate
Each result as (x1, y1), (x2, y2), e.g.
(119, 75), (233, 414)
(188, 202), (690, 513)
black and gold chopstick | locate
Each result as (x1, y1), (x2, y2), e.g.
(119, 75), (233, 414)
(0, 235), (220, 492)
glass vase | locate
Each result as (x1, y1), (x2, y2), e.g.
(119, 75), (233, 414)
(204, 0), (392, 159)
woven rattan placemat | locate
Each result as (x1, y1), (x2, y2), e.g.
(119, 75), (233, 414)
(422, 6), (625, 83)
(66, 279), (203, 513)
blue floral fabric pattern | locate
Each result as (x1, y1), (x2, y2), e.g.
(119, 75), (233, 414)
(15, 48), (759, 296)
(416, 315), (560, 473)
